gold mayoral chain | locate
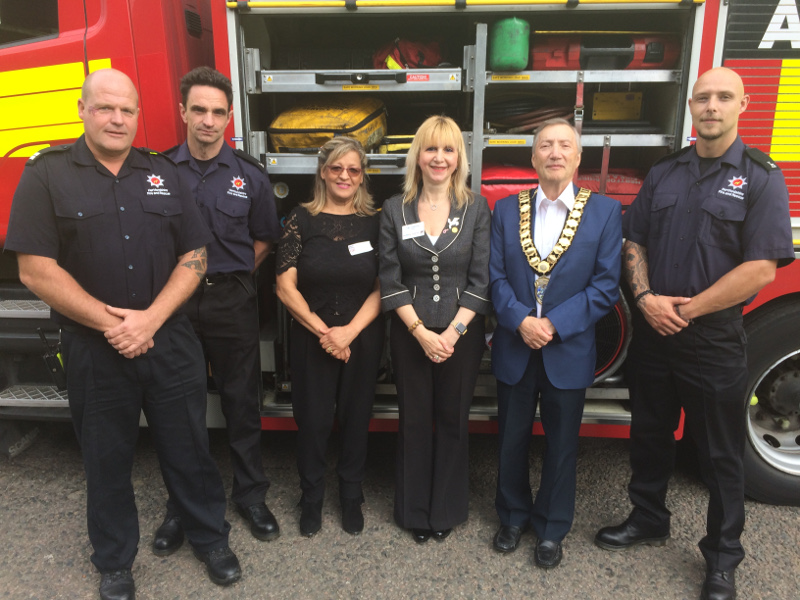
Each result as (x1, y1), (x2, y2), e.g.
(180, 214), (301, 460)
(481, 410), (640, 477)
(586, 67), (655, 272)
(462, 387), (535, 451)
(518, 187), (591, 304)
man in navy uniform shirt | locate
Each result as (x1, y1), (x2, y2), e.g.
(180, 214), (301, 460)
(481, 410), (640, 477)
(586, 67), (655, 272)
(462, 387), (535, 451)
(595, 68), (794, 600)
(5, 69), (241, 600)
(152, 67), (281, 554)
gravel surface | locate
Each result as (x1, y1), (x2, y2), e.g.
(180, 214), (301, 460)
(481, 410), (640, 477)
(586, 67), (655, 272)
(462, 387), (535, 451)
(1, 422), (798, 600)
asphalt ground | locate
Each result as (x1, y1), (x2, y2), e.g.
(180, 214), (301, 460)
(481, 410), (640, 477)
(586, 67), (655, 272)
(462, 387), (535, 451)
(1, 422), (798, 600)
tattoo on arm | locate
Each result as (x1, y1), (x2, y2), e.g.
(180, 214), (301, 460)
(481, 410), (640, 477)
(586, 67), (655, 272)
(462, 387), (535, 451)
(180, 247), (207, 281)
(623, 241), (650, 295)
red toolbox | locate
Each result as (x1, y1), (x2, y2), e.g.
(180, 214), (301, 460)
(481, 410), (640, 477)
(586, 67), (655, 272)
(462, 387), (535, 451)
(532, 34), (680, 70)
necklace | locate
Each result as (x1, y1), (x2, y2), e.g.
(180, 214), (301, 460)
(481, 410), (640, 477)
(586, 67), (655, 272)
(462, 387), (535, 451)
(423, 195), (447, 211)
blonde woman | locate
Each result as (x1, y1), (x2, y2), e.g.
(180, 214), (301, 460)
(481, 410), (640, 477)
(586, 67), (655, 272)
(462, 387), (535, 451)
(276, 137), (383, 537)
(379, 116), (491, 543)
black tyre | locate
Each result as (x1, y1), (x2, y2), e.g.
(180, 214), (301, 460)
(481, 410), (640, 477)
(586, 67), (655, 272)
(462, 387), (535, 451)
(743, 301), (800, 505)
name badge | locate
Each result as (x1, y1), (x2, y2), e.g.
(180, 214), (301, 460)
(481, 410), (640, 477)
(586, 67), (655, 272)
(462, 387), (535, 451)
(402, 221), (425, 240)
(348, 241), (373, 256)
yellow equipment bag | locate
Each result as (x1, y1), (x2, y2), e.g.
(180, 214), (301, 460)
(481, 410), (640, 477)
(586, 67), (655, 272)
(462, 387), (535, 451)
(377, 135), (415, 154)
(268, 97), (387, 153)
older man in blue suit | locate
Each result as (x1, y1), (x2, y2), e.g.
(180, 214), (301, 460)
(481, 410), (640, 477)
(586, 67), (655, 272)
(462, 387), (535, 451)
(489, 118), (622, 568)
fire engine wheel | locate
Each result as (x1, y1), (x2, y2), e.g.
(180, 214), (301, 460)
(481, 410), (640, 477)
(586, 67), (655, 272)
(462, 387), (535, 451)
(743, 302), (800, 506)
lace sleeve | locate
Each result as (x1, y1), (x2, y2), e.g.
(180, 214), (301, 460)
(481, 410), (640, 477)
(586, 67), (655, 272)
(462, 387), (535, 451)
(276, 208), (302, 275)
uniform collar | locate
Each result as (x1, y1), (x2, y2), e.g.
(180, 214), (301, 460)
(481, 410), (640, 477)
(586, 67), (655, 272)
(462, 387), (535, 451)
(680, 135), (745, 169)
(71, 134), (150, 172)
(172, 140), (234, 172)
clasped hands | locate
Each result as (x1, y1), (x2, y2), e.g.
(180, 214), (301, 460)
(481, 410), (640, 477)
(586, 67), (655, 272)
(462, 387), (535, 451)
(518, 315), (556, 350)
(415, 326), (458, 364)
(639, 294), (692, 335)
(103, 305), (157, 359)
(319, 325), (355, 363)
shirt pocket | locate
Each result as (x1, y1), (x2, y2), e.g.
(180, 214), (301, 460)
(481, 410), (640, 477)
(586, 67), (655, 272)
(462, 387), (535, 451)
(141, 195), (184, 246)
(52, 193), (104, 253)
(648, 193), (678, 239)
(216, 197), (251, 238)
(700, 195), (746, 252)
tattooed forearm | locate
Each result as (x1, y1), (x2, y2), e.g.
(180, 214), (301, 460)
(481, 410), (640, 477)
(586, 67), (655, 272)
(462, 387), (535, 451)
(180, 247), (207, 281)
(622, 240), (650, 295)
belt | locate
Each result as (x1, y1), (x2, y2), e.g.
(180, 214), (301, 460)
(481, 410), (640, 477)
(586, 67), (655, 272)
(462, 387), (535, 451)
(203, 271), (250, 286)
(693, 305), (742, 325)
(62, 314), (181, 337)
(62, 323), (105, 337)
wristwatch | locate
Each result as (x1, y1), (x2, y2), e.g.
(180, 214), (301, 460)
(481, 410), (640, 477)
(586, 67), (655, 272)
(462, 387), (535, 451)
(451, 321), (468, 336)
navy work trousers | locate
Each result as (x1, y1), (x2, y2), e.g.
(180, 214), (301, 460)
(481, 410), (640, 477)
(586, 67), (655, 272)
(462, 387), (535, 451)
(63, 316), (229, 573)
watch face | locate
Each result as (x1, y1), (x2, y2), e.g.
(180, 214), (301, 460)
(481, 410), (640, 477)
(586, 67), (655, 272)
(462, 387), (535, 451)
(455, 322), (467, 335)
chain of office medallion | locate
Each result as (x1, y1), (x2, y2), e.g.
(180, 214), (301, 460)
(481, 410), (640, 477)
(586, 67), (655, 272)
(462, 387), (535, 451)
(518, 187), (591, 275)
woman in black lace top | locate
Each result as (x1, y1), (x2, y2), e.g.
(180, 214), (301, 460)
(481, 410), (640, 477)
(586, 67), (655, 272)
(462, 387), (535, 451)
(276, 137), (383, 537)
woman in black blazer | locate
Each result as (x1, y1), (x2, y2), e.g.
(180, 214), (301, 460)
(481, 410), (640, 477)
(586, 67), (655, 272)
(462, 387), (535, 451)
(379, 115), (491, 543)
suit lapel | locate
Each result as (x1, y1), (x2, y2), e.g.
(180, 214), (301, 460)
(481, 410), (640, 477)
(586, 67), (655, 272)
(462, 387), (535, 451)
(403, 196), (436, 253)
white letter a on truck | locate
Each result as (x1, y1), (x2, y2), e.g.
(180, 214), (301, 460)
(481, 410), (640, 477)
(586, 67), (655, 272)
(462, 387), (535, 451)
(760, 0), (800, 49)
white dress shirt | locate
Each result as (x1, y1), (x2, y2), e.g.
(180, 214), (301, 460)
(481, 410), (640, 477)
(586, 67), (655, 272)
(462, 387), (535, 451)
(533, 186), (575, 317)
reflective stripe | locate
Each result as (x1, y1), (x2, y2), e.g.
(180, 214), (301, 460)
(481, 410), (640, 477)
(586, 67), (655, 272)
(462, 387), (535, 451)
(0, 59), (111, 158)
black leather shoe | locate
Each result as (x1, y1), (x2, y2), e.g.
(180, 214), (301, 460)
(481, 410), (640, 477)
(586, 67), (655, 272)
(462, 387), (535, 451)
(534, 538), (563, 569)
(299, 499), (323, 537)
(152, 515), (183, 556)
(99, 569), (135, 600)
(700, 570), (736, 600)
(237, 502), (280, 541)
(594, 514), (670, 551)
(341, 497), (364, 535)
(411, 528), (432, 544)
(432, 528), (452, 542)
(493, 524), (527, 553)
(193, 546), (242, 587)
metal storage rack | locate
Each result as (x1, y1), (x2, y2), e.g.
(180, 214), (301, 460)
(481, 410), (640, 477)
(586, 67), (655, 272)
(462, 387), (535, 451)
(236, 14), (689, 194)
(468, 22), (687, 195)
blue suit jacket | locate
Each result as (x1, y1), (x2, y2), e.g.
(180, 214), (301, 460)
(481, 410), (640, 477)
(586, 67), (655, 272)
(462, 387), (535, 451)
(490, 186), (622, 389)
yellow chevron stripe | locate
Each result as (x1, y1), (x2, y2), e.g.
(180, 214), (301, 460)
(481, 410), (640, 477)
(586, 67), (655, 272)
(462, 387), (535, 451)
(772, 60), (800, 161)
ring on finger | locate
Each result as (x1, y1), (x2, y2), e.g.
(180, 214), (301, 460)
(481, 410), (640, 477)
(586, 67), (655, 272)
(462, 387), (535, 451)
(327, 347), (333, 354)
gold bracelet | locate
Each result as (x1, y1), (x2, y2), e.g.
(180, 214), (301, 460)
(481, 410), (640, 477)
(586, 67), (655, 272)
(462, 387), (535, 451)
(408, 319), (423, 333)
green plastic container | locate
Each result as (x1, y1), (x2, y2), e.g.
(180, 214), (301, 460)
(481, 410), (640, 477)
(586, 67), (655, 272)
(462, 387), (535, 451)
(489, 18), (530, 71)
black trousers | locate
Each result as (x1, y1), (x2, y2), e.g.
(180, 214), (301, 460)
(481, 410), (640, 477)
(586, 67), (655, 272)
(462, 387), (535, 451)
(179, 273), (270, 510)
(62, 316), (230, 573)
(495, 350), (585, 542)
(290, 316), (384, 503)
(391, 315), (485, 531)
(627, 309), (748, 571)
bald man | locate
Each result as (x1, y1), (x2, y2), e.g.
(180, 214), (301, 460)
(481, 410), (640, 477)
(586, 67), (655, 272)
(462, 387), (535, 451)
(594, 67), (794, 600)
(5, 69), (241, 599)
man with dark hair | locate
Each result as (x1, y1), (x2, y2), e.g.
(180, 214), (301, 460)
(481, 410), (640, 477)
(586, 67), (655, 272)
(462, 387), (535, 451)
(152, 66), (281, 554)
(595, 67), (794, 600)
(6, 68), (241, 600)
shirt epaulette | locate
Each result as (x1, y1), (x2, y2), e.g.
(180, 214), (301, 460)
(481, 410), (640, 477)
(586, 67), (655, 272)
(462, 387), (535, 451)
(136, 147), (175, 164)
(25, 144), (72, 166)
(745, 147), (781, 172)
(234, 148), (267, 173)
(653, 145), (692, 166)
(163, 144), (181, 156)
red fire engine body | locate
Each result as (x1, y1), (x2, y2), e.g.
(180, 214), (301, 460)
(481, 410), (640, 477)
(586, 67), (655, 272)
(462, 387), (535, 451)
(0, 0), (798, 505)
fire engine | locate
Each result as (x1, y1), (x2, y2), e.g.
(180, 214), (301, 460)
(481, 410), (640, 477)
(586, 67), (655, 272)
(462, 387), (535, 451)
(0, 0), (798, 506)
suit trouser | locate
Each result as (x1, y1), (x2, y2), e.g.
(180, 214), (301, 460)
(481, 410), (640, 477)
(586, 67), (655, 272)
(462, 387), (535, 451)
(495, 350), (586, 541)
(627, 309), (747, 571)
(62, 316), (230, 573)
(179, 273), (269, 510)
(290, 316), (384, 503)
(391, 315), (485, 531)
